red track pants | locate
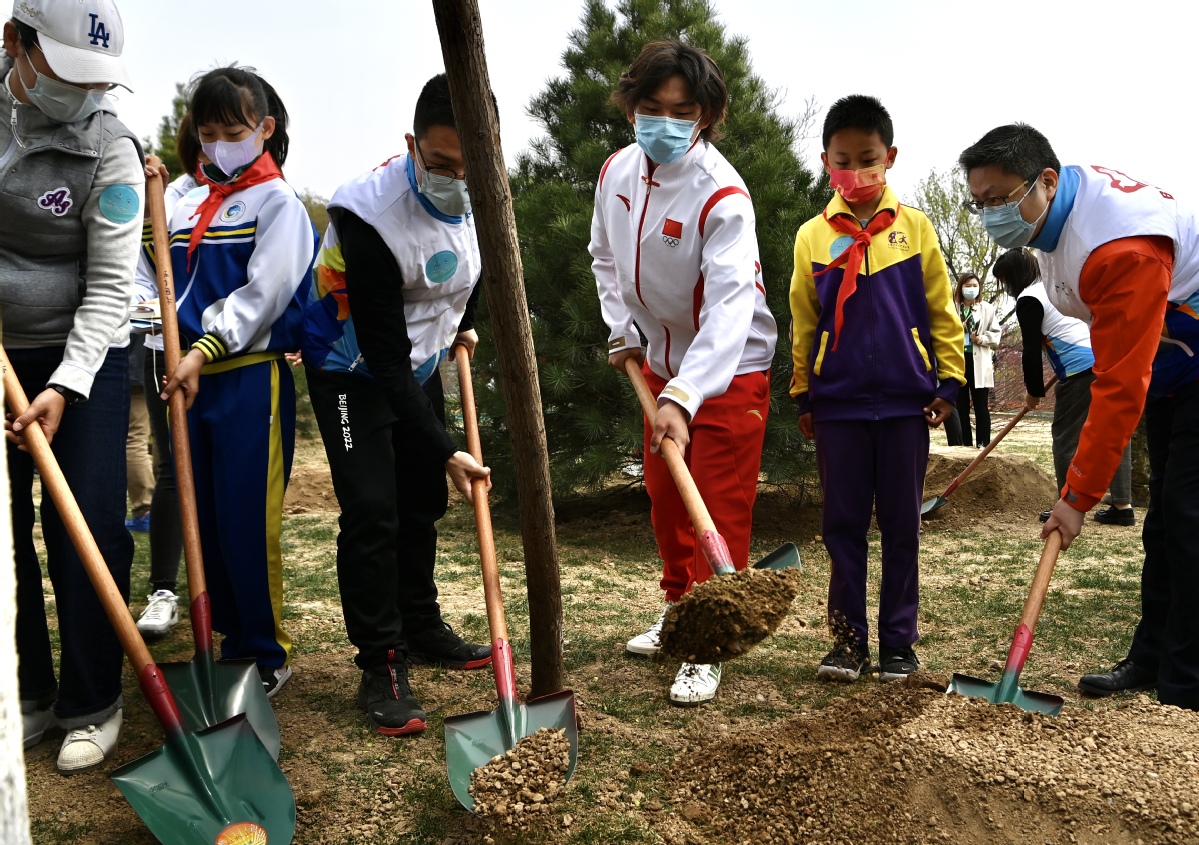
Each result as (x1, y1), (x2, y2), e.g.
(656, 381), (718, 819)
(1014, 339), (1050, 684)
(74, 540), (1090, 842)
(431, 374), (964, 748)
(641, 366), (770, 602)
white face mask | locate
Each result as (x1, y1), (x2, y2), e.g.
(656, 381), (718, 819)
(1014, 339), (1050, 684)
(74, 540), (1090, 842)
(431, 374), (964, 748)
(200, 123), (264, 180)
(19, 52), (107, 124)
(415, 148), (471, 217)
(962, 286), (980, 301)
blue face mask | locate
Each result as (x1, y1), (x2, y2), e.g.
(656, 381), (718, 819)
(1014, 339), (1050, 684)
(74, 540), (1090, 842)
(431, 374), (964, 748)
(19, 53), (107, 124)
(980, 181), (1048, 249)
(634, 114), (699, 165)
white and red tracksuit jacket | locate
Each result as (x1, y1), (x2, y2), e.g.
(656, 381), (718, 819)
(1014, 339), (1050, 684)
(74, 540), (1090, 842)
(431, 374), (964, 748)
(589, 140), (777, 419)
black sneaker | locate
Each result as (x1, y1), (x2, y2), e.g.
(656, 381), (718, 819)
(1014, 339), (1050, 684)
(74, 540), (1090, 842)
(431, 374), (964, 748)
(359, 650), (427, 736)
(1078, 658), (1156, 697)
(258, 664), (293, 699)
(405, 621), (492, 670)
(817, 641), (871, 682)
(878, 645), (920, 682)
(1038, 510), (1052, 523)
(1093, 506), (1135, 526)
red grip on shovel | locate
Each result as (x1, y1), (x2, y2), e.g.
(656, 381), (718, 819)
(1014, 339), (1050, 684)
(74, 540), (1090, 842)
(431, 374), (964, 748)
(190, 593), (213, 657)
(1004, 623), (1033, 676)
(138, 664), (188, 740)
(700, 529), (736, 576)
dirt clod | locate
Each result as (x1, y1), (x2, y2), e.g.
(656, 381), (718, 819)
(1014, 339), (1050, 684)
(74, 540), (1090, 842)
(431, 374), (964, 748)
(470, 727), (571, 833)
(659, 568), (802, 663)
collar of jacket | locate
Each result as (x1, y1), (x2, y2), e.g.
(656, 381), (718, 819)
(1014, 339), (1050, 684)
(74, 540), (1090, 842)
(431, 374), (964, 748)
(825, 184), (901, 226)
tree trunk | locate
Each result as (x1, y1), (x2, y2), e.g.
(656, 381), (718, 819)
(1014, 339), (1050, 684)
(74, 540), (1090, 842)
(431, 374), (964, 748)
(431, 0), (565, 697)
(1130, 413), (1149, 508)
(0, 374), (33, 844)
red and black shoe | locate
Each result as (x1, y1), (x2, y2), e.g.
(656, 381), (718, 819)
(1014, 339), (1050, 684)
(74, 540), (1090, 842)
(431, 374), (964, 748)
(405, 621), (493, 670)
(358, 650), (427, 736)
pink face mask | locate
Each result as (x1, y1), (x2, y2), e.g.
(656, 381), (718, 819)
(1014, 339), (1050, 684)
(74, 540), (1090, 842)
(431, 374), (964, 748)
(829, 163), (888, 203)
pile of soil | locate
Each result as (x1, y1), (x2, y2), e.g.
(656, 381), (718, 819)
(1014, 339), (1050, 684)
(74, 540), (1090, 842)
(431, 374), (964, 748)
(923, 446), (1057, 528)
(470, 727), (572, 832)
(664, 677), (1199, 845)
(659, 569), (803, 663)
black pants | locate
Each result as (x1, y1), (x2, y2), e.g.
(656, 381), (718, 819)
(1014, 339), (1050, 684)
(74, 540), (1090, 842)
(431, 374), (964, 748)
(307, 367), (446, 670)
(1128, 383), (1199, 710)
(144, 350), (183, 592)
(956, 349), (991, 447)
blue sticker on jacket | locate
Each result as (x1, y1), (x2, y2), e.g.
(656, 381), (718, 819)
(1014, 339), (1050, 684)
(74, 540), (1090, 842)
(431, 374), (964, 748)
(830, 235), (855, 261)
(98, 184), (140, 224)
(425, 250), (459, 284)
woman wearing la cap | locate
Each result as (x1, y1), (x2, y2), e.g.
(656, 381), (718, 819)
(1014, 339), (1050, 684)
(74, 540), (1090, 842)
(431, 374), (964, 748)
(1, 0), (144, 774)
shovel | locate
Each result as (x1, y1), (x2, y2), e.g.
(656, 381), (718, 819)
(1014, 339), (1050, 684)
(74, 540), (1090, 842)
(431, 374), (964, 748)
(0, 349), (295, 844)
(443, 344), (578, 812)
(623, 358), (800, 576)
(143, 172), (281, 760)
(922, 374), (1059, 517)
(948, 531), (1065, 715)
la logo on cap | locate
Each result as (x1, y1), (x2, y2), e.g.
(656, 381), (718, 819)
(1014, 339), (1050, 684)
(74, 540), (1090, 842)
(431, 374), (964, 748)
(12, 0), (133, 90)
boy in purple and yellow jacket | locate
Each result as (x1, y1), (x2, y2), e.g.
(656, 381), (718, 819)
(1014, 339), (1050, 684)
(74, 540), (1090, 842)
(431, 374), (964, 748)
(789, 95), (964, 683)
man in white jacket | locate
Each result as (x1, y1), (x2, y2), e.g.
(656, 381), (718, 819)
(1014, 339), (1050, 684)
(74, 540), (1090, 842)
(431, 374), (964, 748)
(590, 40), (777, 706)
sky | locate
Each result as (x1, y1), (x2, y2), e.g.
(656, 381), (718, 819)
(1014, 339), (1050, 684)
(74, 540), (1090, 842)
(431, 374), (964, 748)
(85, 0), (1197, 206)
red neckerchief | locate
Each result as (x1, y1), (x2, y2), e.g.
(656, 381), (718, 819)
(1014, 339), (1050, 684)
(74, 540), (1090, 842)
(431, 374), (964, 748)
(812, 203), (898, 351)
(186, 153), (283, 269)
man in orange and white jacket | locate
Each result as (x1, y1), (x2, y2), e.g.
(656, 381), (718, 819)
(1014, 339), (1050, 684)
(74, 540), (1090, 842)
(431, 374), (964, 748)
(961, 123), (1199, 711)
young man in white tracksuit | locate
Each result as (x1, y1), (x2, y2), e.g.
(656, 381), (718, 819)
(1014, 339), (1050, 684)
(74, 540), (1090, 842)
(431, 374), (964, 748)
(590, 40), (777, 706)
(302, 74), (492, 737)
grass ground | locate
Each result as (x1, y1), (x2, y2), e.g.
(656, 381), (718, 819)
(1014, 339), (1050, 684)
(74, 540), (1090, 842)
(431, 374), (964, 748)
(23, 411), (1150, 844)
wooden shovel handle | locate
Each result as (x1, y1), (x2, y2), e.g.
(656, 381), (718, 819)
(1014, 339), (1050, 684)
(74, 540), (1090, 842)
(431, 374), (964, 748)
(623, 358), (716, 535)
(454, 344), (508, 645)
(1021, 530), (1062, 636)
(146, 174), (211, 644)
(0, 348), (154, 675)
(942, 374), (1059, 498)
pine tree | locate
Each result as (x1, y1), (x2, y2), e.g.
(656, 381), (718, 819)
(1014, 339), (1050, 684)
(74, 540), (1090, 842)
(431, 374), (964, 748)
(145, 83), (188, 178)
(471, 0), (827, 502)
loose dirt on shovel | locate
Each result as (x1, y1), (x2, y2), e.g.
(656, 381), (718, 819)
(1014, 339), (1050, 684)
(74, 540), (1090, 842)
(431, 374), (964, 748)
(469, 727), (572, 839)
(664, 675), (1199, 845)
(659, 569), (804, 663)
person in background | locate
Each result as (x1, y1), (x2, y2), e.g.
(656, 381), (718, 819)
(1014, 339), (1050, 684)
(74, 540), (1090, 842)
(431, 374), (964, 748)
(3, 0), (143, 773)
(124, 333), (153, 533)
(132, 113), (204, 637)
(994, 248), (1134, 526)
(954, 272), (1001, 448)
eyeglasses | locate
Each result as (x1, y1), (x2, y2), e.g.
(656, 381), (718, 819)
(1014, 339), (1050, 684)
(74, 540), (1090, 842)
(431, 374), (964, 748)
(962, 178), (1036, 215)
(416, 143), (466, 184)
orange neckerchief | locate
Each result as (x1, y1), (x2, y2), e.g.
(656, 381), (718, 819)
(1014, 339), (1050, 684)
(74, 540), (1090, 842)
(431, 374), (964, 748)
(186, 153), (283, 269)
(813, 204), (898, 351)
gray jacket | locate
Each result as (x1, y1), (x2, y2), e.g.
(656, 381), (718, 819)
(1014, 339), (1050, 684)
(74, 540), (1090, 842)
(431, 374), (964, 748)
(0, 58), (145, 397)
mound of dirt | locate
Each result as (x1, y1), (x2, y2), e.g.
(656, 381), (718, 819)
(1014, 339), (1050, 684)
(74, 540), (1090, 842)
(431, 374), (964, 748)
(659, 569), (803, 663)
(284, 461), (338, 514)
(665, 680), (1199, 845)
(470, 727), (572, 831)
(923, 446), (1057, 528)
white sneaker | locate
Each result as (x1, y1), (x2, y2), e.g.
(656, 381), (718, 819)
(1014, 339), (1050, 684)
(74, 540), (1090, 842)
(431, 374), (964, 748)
(57, 709), (122, 774)
(626, 602), (675, 656)
(21, 697), (57, 749)
(136, 590), (180, 636)
(669, 662), (722, 706)
(260, 664), (293, 699)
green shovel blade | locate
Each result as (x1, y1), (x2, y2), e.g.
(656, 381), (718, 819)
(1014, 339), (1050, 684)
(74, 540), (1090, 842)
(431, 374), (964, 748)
(159, 656), (281, 760)
(921, 495), (948, 517)
(111, 713), (295, 845)
(948, 672), (1064, 716)
(444, 689), (578, 812)
(753, 542), (802, 571)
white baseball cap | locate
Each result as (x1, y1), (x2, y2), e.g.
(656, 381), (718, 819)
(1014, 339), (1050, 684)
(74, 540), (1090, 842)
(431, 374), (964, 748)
(11, 0), (133, 90)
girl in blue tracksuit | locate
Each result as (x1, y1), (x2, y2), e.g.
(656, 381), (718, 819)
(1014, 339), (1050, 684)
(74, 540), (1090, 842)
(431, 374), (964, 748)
(139, 66), (318, 697)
